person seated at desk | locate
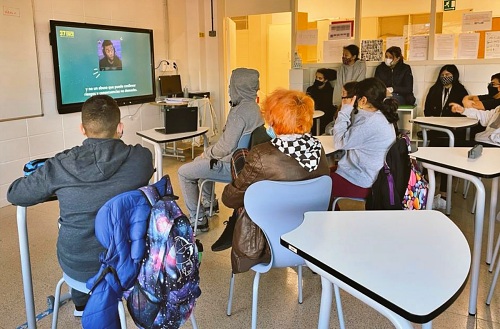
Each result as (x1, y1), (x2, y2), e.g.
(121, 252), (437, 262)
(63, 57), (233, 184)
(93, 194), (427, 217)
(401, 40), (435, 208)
(306, 68), (337, 134)
(221, 89), (330, 273)
(374, 46), (416, 106)
(331, 77), (398, 208)
(7, 95), (154, 315)
(177, 68), (264, 232)
(325, 81), (357, 136)
(424, 64), (469, 207)
(333, 44), (366, 108)
(462, 73), (500, 111)
(450, 102), (500, 146)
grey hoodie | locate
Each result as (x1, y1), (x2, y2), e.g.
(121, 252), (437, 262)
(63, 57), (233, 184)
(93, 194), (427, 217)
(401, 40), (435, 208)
(7, 138), (154, 281)
(205, 68), (264, 162)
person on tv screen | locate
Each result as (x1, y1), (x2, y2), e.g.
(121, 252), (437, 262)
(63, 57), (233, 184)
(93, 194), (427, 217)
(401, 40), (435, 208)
(99, 40), (122, 71)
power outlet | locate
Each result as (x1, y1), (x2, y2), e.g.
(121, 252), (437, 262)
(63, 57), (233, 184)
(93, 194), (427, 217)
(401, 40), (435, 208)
(160, 60), (177, 72)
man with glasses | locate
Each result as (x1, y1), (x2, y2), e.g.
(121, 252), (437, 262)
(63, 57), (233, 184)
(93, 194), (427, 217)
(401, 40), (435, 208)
(462, 73), (500, 111)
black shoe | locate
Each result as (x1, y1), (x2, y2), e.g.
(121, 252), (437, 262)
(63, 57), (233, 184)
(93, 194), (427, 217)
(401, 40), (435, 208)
(197, 216), (209, 232)
(211, 212), (237, 252)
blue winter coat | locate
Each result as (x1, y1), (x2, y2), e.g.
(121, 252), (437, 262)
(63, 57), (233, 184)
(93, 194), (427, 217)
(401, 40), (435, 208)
(82, 177), (169, 329)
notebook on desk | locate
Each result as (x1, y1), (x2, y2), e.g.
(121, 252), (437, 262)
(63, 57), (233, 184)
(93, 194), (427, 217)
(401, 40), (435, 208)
(157, 106), (198, 134)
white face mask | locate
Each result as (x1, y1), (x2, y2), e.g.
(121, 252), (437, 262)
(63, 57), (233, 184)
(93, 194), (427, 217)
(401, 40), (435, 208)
(385, 58), (393, 67)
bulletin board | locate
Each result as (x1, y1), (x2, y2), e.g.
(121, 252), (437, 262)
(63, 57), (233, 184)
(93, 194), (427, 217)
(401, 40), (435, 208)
(0, 0), (42, 121)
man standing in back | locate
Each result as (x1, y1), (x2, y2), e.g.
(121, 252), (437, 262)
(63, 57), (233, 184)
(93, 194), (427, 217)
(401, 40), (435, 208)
(7, 95), (154, 315)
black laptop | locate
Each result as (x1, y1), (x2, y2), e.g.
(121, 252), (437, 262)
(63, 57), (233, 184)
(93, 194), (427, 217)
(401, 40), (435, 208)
(158, 106), (198, 134)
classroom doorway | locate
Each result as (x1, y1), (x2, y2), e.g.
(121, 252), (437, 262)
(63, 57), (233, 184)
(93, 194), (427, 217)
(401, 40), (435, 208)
(223, 13), (291, 117)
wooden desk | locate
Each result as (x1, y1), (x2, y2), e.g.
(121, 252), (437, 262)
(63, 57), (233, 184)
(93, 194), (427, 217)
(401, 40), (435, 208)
(281, 210), (470, 329)
(413, 146), (500, 315)
(137, 127), (209, 182)
(315, 135), (335, 155)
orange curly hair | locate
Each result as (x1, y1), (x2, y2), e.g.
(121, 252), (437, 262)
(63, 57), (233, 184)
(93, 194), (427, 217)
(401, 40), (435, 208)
(261, 89), (314, 135)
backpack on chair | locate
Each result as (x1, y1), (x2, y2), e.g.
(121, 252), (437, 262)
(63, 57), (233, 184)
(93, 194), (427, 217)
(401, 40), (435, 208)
(126, 175), (201, 329)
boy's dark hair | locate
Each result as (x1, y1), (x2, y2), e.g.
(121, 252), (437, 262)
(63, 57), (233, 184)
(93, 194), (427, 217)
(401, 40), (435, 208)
(343, 81), (358, 98)
(344, 44), (360, 60)
(81, 95), (120, 138)
(316, 68), (337, 81)
(102, 40), (114, 53)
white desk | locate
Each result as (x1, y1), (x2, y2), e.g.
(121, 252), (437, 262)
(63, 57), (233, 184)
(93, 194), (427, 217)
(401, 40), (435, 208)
(137, 127), (209, 182)
(313, 110), (325, 136)
(413, 147), (500, 315)
(315, 135), (335, 155)
(281, 210), (470, 329)
(411, 117), (478, 214)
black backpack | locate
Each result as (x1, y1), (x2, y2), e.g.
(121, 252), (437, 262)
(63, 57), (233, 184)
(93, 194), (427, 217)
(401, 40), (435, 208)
(365, 133), (411, 210)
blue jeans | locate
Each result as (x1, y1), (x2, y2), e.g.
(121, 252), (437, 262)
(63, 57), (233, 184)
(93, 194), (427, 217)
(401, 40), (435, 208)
(178, 156), (231, 219)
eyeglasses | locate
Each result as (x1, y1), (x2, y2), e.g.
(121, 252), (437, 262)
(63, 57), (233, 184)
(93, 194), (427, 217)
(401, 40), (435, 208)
(341, 96), (352, 99)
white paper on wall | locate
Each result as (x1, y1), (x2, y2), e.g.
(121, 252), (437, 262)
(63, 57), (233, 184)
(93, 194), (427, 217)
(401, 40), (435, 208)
(434, 34), (454, 60)
(386, 37), (405, 53)
(322, 39), (351, 63)
(462, 11), (492, 32)
(458, 33), (479, 59)
(485, 31), (500, 59)
(409, 35), (428, 61)
(297, 30), (318, 46)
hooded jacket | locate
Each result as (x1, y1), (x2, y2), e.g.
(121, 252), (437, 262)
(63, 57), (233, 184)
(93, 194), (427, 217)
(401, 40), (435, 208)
(204, 68), (264, 162)
(7, 138), (154, 281)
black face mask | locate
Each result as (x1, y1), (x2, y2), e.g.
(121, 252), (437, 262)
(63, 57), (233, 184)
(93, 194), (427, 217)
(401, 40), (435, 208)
(488, 84), (499, 97)
(313, 79), (324, 87)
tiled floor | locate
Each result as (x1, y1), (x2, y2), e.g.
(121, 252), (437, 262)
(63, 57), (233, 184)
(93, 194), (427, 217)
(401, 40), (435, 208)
(2, 149), (500, 328)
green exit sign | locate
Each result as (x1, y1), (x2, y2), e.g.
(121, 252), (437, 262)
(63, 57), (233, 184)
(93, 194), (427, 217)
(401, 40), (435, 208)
(444, 0), (456, 11)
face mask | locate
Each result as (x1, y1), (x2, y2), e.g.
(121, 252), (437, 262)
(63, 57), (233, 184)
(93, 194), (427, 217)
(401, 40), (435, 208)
(313, 79), (324, 87)
(342, 57), (350, 65)
(385, 58), (393, 67)
(440, 76), (453, 86)
(266, 126), (277, 139)
(488, 84), (499, 97)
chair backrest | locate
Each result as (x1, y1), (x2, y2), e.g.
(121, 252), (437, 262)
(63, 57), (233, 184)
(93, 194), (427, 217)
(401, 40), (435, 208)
(237, 131), (252, 149)
(244, 176), (332, 270)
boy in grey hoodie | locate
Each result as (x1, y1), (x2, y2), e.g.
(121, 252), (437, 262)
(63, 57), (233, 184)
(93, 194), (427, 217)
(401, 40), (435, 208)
(7, 95), (154, 312)
(178, 68), (264, 231)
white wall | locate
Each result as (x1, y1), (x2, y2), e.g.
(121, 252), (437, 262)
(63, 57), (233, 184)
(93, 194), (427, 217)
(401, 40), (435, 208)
(0, 0), (169, 207)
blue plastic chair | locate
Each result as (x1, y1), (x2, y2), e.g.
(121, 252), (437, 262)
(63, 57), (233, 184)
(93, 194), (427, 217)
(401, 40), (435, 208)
(194, 131), (252, 232)
(226, 176), (332, 329)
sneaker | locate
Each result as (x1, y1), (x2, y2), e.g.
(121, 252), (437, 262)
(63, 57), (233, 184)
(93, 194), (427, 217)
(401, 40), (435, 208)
(211, 213), (237, 252)
(203, 199), (219, 216)
(74, 309), (83, 317)
(194, 216), (209, 232)
(433, 194), (447, 210)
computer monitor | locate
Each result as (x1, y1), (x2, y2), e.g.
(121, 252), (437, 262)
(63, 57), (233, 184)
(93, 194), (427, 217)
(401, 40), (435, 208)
(159, 75), (183, 97)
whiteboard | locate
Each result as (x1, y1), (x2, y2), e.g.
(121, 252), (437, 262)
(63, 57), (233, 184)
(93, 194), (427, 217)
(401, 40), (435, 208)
(0, 0), (42, 121)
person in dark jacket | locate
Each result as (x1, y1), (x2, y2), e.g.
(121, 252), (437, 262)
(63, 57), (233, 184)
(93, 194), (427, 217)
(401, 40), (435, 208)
(424, 64), (469, 208)
(306, 68), (337, 134)
(374, 46), (416, 106)
(462, 72), (500, 110)
(7, 95), (154, 315)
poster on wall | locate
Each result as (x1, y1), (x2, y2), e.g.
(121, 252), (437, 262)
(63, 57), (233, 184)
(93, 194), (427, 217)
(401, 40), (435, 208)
(297, 30), (318, 46)
(485, 31), (500, 59)
(361, 40), (383, 62)
(323, 39), (351, 63)
(434, 34), (454, 60)
(462, 11), (492, 32)
(328, 21), (353, 40)
(458, 33), (479, 59)
(409, 35), (428, 61)
(386, 37), (405, 53)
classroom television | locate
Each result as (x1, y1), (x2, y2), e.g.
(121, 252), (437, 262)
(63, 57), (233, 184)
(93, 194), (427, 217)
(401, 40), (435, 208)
(49, 20), (155, 114)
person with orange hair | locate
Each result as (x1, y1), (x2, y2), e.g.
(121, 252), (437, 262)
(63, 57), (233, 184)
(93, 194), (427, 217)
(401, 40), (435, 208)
(219, 88), (330, 273)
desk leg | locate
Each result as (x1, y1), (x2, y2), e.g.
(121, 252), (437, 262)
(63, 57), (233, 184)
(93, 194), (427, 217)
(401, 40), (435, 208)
(487, 177), (499, 264)
(142, 137), (163, 183)
(318, 277), (333, 329)
(316, 118), (320, 136)
(422, 128), (429, 147)
(423, 163), (485, 315)
(17, 206), (37, 329)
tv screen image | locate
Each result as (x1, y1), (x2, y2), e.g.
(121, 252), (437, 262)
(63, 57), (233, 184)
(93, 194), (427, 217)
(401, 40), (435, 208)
(50, 20), (156, 114)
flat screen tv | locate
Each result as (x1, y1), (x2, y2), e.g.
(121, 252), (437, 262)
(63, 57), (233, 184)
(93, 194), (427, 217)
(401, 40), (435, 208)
(49, 20), (156, 114)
